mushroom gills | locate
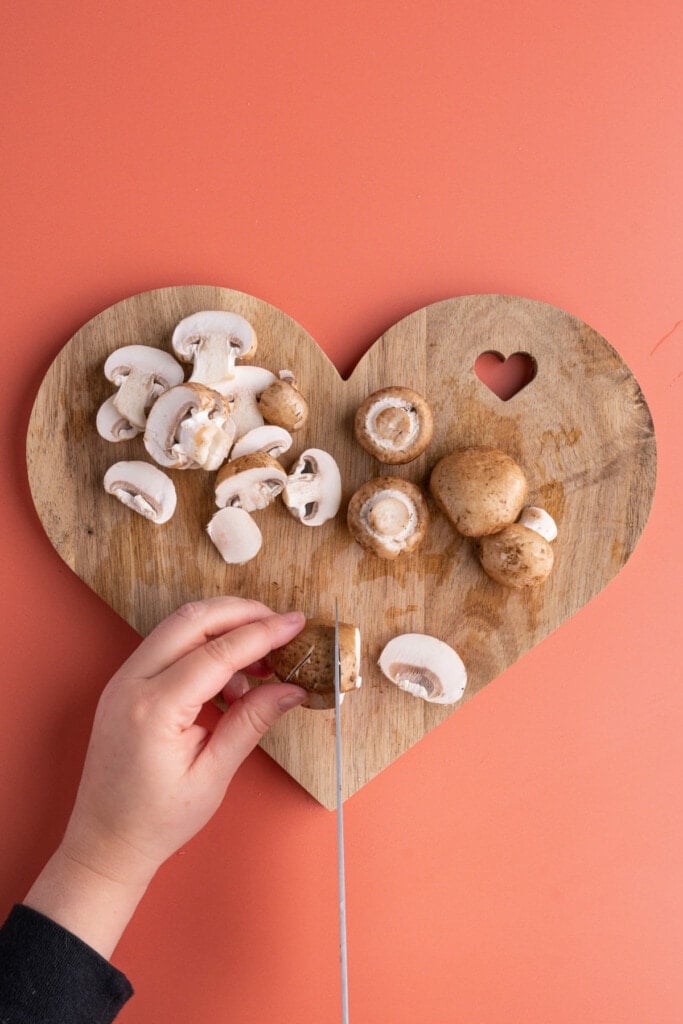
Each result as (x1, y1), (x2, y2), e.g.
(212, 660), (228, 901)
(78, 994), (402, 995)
(96, 396), (140, 442)
(378, 633), (467, 705)
(282, 449), (342, 527)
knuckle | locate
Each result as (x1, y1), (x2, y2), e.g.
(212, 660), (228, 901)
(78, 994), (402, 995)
(203, 635), (233, 670)
(240, 699), (273, 736)
(174, 600), (205, 623)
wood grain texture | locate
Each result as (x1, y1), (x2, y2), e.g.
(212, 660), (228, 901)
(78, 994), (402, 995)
(26, 287), (657, 808)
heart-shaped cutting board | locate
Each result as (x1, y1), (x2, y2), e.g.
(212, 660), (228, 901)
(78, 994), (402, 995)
(26, 287), (656, 808)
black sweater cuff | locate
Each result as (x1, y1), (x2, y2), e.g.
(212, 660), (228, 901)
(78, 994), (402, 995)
(0, 904), (133, 1023)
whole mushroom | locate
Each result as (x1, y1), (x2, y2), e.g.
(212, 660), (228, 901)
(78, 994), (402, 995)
(270, 618), (362, 709)
(347, 477), (429, 558)
(477, 521), (554, 588)
(258, 370), (309, 432)
(429, 446), (528, 537)
(354, 386), (433, 464)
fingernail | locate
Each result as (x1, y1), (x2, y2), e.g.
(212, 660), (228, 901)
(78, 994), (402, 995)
(278, 688), (307, 710)
(282, 611), (305, 625)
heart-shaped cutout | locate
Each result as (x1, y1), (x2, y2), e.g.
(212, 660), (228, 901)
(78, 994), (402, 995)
(26, 289), (656, 808)
(474, 350), (537, 400)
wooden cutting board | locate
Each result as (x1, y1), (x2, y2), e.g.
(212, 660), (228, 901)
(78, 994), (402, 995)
(26, 287), (656, 808)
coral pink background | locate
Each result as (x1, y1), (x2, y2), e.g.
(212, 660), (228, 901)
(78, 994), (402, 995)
(1, 3), (682, 1021)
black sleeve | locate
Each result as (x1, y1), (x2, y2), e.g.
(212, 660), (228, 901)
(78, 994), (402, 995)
(0, 904), (133, 1023)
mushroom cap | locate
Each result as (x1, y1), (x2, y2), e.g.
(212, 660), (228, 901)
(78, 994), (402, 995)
(103, 460), (177, 524)
(258, 377), (309, 432)
(378, 633), (467, 704)
(270, 618), (361, 710)
(214, 365), (277, 437)
(429, 446), (528, 537)
(214, 453), (287, 511)
(104, 345), (185, 388)
(347, 477), (429, 558)
(96, 395), (141, 442)
(171, 311), (257, 363)
(282, 448), (342, 526)
(354, 386), (433, 464)
(477, 523), (554, 588)
(206, 506), (263, 564)
(143, 382), (234, 470)
(517, 506), (558, 542)
(230, 424), (293, 460)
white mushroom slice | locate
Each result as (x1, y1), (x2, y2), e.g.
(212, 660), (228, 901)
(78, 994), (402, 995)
(104, 346), (184, 430)
(230, 425), (293, 460)
(379, 634), (467, 705)
(282, 448), (342, 526)
(215, 453), (287, 512)
(517, 506), (558, 542)
(172, 311), (257, 387)
(103, 461), (177, 524)
(96, 395), (141, 442)
(214, 365), (277, 438)
(143, 382), (235, 470)
(354, 387), (434, 464)
(206, 507), (262, 564)
(347, 477), (429, 558)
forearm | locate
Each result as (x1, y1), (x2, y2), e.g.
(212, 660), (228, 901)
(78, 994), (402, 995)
(23, 844), (150, 960)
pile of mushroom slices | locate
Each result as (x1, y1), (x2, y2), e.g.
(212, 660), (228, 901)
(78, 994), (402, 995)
(97, 310), (343, 564)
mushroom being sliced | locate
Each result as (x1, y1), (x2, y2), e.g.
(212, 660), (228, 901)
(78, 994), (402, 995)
(429, 446), (528, 537)
(282, 448), (342, 526)
(270, 619), (362, 710)
(103, 461), (177, 524)
(172, 310), (257, 387)
(104, 345), (184, 430)
(214, 453), (287, 512)
(143, 382), (236, 470)
(206, 506), (263, 564)
(214, 365), (277, 438)
(347, 477), (429, 558)
(379, 634), (467, 704)
(229, 424), (293, 460)
(258, 370), (309, 432)
(96, 395), (141, 442)
(477, 523), (554, 588)
(354, 386), (433, 464)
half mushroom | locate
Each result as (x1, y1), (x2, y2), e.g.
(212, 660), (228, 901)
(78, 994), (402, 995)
(215, 453), (287, 512)
(103, 461), (177, 524)
(270, 618), (362, 709)
(378, 633), (467, 704)
(104, 345), (184, 430)
(144, 382), (236, 471)
(206, 506), (263, 564)
(172, 310), (257, 387)
(282, 448), (342, 526)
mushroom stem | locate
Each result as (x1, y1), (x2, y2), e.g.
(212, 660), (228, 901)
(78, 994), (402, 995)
(112, 370), (157, 429)
(189, 333), (238, 386)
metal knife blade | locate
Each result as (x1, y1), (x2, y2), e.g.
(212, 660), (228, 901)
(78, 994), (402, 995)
(334, 600), (349, 1024)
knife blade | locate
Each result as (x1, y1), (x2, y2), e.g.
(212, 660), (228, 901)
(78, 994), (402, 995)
(334, 599), (349, 1024)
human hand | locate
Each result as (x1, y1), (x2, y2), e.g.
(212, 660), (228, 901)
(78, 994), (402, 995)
(59, 597), (307, 889)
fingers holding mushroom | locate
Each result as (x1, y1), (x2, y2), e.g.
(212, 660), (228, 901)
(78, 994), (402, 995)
(347, 477), (429, 558)
(354, 387), (433, 464)
(103, 461), (177, 524)
(270, 619), (361, 709)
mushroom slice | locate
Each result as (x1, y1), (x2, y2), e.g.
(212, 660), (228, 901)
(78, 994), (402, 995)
(143, 382), (235, 470)
(206, 507), (263, 564)
(258, 370), (309, 432)
(172, 310), (257, 387)
(214, 365), (277, 438)
(215, 453), (287, 512)
(103, 460), (177, 524)
(347, 477), (429, 558)
(282, 448), (342, 526)
(96, 395), (141, 442)
(270, 619), (362, 710)
(354, 386), (433, 464)
(104, 345), (184, 430)
(379, 634), (467, 705)
(477, 523), (554, 588)
(429, 446), (528, 537)
(230, 425), (293, 460)
(517, 506), (558, 542)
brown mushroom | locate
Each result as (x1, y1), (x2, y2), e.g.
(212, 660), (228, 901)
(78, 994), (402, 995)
(258, 371), (309, 432)
(347, 477), (429, 558)
(354, 386), (433, 464)
(270, 618), (361, 709)
(214, 453), (287, 512)
(477, 523), (554, 588)
(429, 446), (528, 537)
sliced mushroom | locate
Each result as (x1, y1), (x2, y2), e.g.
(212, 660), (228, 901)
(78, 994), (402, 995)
(96, 395), (141, 442)
(258, 371), (309, 432)
(206, 506), (263, 564)
(104, 345), (184, 430)
(214, 365), (277, 438)
(172, 311), (257, 386)
(378, 634), (467, 704)
(477, 523), (554, 588)
(270, 618), (361, 709)
(517, 506), (558, 542)
(229, 424), (293, 460)
(214, 453), (287, 512)
(103, 461), (177, 524)
(429, 446), (528, 537)
(354, 386), (433, 464)
(347, 477), (429, 558)
(282, 448), (342, 526)
(143, 382), (236, 471)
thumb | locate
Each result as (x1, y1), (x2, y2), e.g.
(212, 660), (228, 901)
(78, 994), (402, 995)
(201, 682), (307, 782)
